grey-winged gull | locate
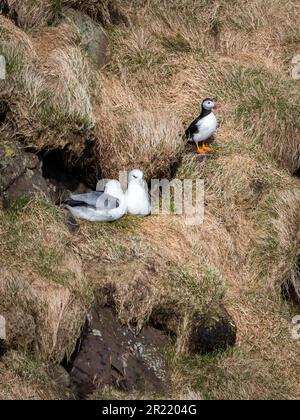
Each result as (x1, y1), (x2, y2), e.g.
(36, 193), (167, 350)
(66, 180), (127, 222)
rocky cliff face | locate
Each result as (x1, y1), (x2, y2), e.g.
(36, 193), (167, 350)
(0, 139), (51, 206)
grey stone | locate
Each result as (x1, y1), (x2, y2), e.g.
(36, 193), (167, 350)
(64, 8), (110, 68)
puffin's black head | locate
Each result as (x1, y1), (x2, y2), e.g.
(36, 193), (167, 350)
(202, 98), (215, 111)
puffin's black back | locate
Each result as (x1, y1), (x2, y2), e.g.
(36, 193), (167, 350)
(185, 101), (212, 140)
(185, 116), (201, 139)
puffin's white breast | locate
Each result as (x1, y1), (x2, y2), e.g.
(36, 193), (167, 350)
(194, 112), (217, 143)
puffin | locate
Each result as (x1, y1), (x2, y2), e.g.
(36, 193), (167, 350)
(185, 98), (217, 154)
(126, 169), (151, 216)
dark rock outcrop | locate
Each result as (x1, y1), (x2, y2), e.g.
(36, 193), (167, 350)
(0, 140), (51, 205)
(67, 304), (171, 398)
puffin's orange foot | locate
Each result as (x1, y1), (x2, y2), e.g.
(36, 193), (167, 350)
(197, 147), (207, 155)
(202, 144), (213, 153)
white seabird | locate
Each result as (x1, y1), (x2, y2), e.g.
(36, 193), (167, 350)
(126, 169), (151, 216)
(66, 180), (127, 222)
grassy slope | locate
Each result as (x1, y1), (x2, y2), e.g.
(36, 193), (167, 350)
(0, 0), (300, 400)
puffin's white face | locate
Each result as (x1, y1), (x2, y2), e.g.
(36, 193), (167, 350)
(129, 169), (144, 183)
(202, 99), (215, 111)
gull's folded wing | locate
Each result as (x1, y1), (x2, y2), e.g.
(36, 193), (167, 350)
(70, 192), (119, 210)
(70, 192), (103, 206)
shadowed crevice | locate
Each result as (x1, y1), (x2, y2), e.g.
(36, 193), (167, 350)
(38, 143), (100, 203)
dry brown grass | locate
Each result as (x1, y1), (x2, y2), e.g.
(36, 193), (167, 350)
(1, 0), (124, 30)
(257, 188), (300, 293)
(3, 0), (55, 29)
(2, 1), (299, 173)
(106, 1), (300, 173)
(1, 166), (299, 399)
(0, 7), (186, 178)
(0, 200), (92, 363)
(160, 56), (300, 173)
(0, 15), (95, 155)
(0, 351), (63, 400)
(1, 0), (300, 401)
(4, 191), (298, 400)
(71, 140), (300, 399)
(119, 0), (300, 67)
(76, 214), (226, 334)
(172, 146), (300, 400)
(66, 0), (126, 25)
(94, 76), (184, 180)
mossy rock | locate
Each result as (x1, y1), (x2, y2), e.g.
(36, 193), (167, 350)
(0, 140), (27, 191)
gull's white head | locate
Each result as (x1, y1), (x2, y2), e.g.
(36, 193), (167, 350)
(202, 98), (215, 111)
(128, 169), (144, 184)
(105, 180), (124, 197)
